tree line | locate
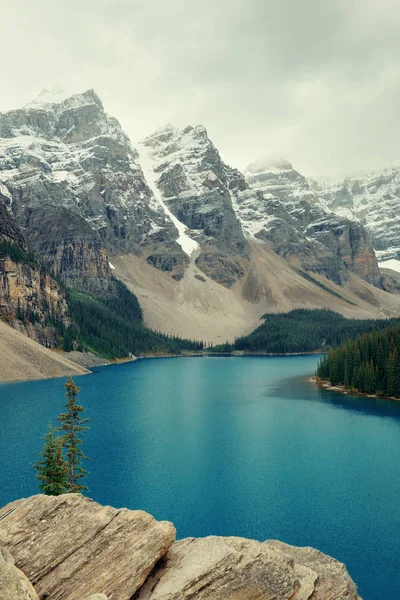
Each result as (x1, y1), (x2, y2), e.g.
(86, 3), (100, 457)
(67, 279), (203, 358)
(211, 309), (400, 354)
(316, 322), (400, 397)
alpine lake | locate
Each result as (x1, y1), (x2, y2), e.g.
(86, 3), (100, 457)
(1, 355), (399, 599)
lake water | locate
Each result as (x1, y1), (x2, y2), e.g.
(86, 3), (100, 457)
(1, 355), (400, 599)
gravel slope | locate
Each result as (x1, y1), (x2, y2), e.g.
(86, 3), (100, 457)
(0, 321), (89, 383)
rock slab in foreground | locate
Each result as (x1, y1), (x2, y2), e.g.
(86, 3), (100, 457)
(134, 536), (360, 600)
(0, 494), (175, 600)
(0, 547), (39, 600)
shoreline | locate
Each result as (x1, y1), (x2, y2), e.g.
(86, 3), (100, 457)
(1, 350), (323, 384)
(310, 377), (400, 402)
(139, 350), (323, 359)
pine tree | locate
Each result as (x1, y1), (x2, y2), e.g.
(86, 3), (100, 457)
(387, 349), (398, 396)
(34, 425), (68, 495)
(58, 377), (89, 493)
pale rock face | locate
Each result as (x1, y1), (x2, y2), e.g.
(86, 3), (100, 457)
(0, 547), (39, 600)
(134, 536), (360, 600)
(0, 494), (176, 600)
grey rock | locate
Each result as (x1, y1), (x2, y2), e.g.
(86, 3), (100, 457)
(0, 546), (39, 600)
(134, 536), (360, 600)
(0, 494), (175, 600)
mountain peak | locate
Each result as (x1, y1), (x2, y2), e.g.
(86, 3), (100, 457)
(24, 87), (102, 111)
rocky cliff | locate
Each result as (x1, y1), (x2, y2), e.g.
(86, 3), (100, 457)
(231, 159), (381, 287)
(310, 167), (400, 264)
(0, 198), (69, 346)
(0, 494), (360, 600)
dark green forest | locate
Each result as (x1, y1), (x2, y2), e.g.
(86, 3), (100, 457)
(0, 240), (37, 266)
(67, 279), (203, 358)
(316, 322), (400, 397)
(212, 309), (400, 354)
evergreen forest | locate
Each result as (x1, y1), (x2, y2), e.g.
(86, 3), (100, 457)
(316, 322), (400, 396)
(66, 279), (203, 358)
(212, 309), (400, 354)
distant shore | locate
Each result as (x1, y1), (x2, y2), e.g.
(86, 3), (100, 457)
(140, 350), (323, 359)
(1, 348), (321, 385)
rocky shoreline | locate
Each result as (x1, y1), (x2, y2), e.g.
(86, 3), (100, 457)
(0, 494), (361, 600)
(311, 376), (400, 401)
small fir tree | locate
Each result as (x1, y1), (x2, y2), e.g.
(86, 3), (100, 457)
(34, 425), (68, 495)
(58, 377), (89, 492)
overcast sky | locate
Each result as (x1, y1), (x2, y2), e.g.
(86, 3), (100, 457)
(1, 0), (400, 177)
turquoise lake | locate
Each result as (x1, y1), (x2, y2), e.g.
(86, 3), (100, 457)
(1, 355), (400, 599)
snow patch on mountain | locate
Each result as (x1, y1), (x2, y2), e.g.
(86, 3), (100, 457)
(137, 142), (199, 257)
(378, 259), (400, 274)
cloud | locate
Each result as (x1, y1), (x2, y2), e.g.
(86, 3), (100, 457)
(1, 0), (400, 176)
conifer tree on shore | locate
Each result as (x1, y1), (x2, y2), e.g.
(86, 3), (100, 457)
(34, 425), (68, 495)
(34, 378), (90, 495)
(58, 377), (89, 493)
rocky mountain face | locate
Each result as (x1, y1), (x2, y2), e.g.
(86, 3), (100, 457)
(138, 124), (248, 287)
(0, 197), (69, 346)
(0, 494), (360, 600)
(311, 167), (400, 262)
(0, 89), (384, 293)
(0, 88), (179, 293)
(138, 126), (381, 290)
(230, 159), (381, 287)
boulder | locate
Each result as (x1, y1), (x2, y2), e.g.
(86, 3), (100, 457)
(134, 536), (360, 600)
(0, 546), (39, 600)
(0, 494), (175, 600)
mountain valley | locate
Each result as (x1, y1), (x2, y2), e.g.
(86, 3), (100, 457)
(1, 88), (400, 353)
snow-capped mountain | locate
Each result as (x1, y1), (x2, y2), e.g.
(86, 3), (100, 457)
(1, 88), (400, 343)
(137, 124), (248, 287)
(0, 88), (179, 290)
(310, 168), (400, 271)
(231, 159), (381, 287)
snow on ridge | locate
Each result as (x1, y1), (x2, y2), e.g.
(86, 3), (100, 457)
(378, 259), (400, 274)
(24, 87), (100, 112)
(136, 142), (199, 257)
(0, 183), (12, 203)
(26, 87), (74, 106)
